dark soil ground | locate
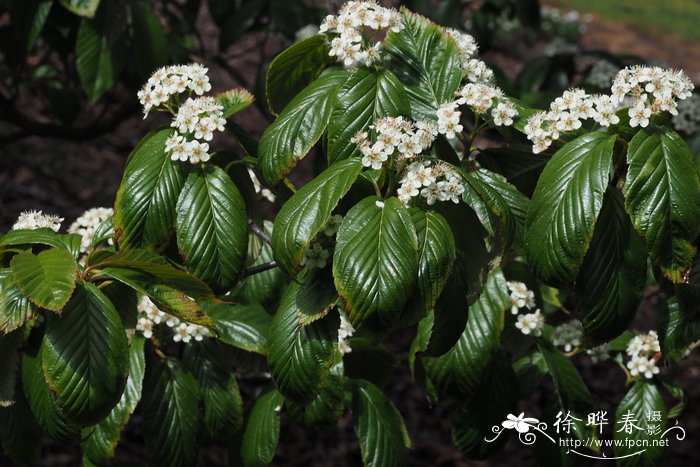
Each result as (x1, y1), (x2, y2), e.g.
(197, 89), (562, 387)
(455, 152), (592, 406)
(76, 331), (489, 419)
(1, 3), (699, 466)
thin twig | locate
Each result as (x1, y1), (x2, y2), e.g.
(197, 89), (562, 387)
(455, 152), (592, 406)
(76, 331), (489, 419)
(248, 219), (272, 245)
(242, 261), (278, 278)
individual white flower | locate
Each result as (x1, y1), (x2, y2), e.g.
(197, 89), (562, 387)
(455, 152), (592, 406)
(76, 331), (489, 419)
(191, 325), (210, 342)
(515, 310), (545, 337)
(436, 102), (463, 139)
(586, 343), (610, 363)
(172, 323), (193, 343)
(68, 207), (114, 255)
(506, 281), (536, 315)
(628, 100), (652, 128)
(166, 315), (181, 328)
(491, 101), (518, 126)
(551, 320), (584, 352)
(420, 183), (441, 205)
(12, 210), (63, 232)
(136, 317), (154, 339)
(626, 355), (660, 379)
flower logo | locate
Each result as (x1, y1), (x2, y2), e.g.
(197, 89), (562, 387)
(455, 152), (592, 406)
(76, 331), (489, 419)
(502, 413), (540, 433)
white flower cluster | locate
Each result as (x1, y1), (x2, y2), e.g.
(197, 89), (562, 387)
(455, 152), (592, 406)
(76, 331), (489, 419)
(337, 311), (355, 355)
(506, 281), (536, 315)
(444, 28), (494, 83)
(396, 161), (464, 205)
(137, 64), (212, 117)
(300, 214), (344, 270)
(551, 319), (583, 352)
(524, 66), (694, 154)
(166, 96), (226, 164)
(625, 331), (661, 379)
(12, 210), (63, 232)
(68, 207), (113, 255)
(585, 60), (620, 89)
(320, 1), (403, 69)
(515, 310), (545, 337)
(353, 116), (438, 169)
(672, 93), (700, 134)
(135, 296), (209, 343)
(586, 343), (610, 363)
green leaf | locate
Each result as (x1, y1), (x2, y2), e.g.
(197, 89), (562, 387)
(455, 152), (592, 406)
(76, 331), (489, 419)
(258, 70), (350, 186)
(537, 342), (593, 416)
(525, 132), (617, 285)
(82, 336), (146, 465)
(41, 282), (129, 424)
(267, 282), (339, 405)
(11, 0), (53, 56)
(205, 302), (272, 355)
(217, 88), (255, 118)
(327, 68), (410, 163)
(142, 355), (201, 467)
(92, 250), (215, 327)
(176, 165), (248, 292)
(286, 375), (346, 431)
(0, 229), (82, 259)
(613, 381), (667, 466)
(183, 340), (243, 439)
(384, 12), (462, 120)
(272, 159), (362, 274)
(659, 295), (700, 362)
(0, 269), (37, 334)
(113, 128), (188, 249)
(451, 351), (518, 460)
(266, 34), (334, 115)
(240, 389), (284, 467)
(59, 0), (100, 17)
(577, 188), (646, 345)
(130, 0), (167, 80)
(333, 196), (419, 336)
(352, 379), (411, 467)
(76, 19), (114, 103)
(401, 209), (456, 326)
(623, 126), (700, 282)
(10, 249), (77, 312)
(22, 344), (79, 443)
(0, 331), (22, 407)
(423, 270), (509, 396)
(0, 388), (43, 465)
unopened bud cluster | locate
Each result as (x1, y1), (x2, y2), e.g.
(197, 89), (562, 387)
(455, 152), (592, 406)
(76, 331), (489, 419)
(551, 319), (584, 352)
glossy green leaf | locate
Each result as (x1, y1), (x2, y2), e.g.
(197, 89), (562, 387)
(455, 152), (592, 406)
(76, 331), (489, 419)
(241, 389), (284, 467)
(423, 270), (509, 396)
(113, 128), (188, 249)
(10, 249), (77, 312)
(623, 126), (700, 282)
(0, 229), (82, 259)
(451, 351), (518, 460)
(91, 250), (215, 327)
(183, 340), (243, 439)
(526, 132), (616, 285)
(130, 1), (167, 80)
(267, 282), (339, 405)
(205, 302), (272, 355)
(537, 342), (593, 416)
(217, 88), (255, 118)
(59, 0), (100, 17)
(266, 34), (334, 115)
(613, 381), (667, 466)
(176, 165), (248, 291)
(272, 158), (362, 274)
(401, 209), (456, 326)
(41, 282), (129, 424)
(286, 375), (346, 431)
(659, 296), (700, 362)
(384, 12), (462, 120)
(327, 68), (410, 163)
(82, 336), (145, 465)
(334, 196), (419, 336)
(0, 269), (37, 334)
(258, 70), (350, 186)
(352, 379), (411, 467)
(22, 345), (79, 443)
(76, 19), (114, 103)
(142, 356), (201, 467)
(577, 188), (646, 345)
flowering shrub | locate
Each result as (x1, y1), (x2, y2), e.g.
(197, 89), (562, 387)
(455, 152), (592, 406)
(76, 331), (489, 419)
(1, 1), (700, 466)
